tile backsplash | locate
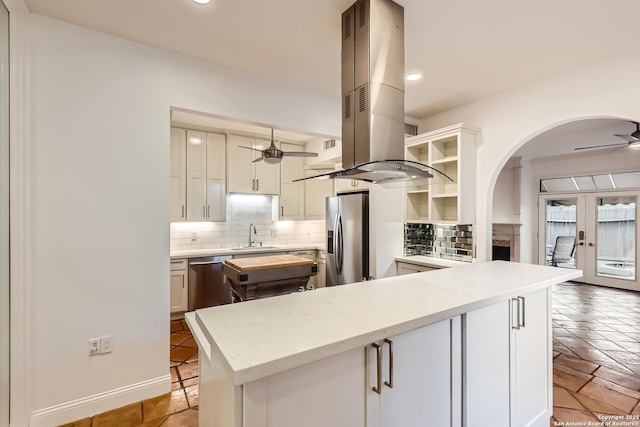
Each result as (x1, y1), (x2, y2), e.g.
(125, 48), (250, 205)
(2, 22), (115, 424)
(170, 194), (325, 252)
(404, 223), (474, 262)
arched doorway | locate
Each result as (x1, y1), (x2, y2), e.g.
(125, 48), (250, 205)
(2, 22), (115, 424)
(491, 117), (640, 291)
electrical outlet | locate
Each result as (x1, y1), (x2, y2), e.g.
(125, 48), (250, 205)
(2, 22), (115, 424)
(100, 335), (113, 354)
(88, 338), (100, 356)
(191, 232), (197, 242)
(271, 229), (278, 237)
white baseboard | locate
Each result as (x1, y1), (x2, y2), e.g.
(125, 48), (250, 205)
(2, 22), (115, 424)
(29, 374), (171, 427)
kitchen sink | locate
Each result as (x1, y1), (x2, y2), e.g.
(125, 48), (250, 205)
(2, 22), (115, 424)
(231, 245), (278, 251)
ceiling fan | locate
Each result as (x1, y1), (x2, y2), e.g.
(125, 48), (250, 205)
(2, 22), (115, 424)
(574, 121), (640, 151)
(240, 129), (318, 164)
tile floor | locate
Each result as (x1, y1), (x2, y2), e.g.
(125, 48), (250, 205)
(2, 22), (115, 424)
(60, 282), (640, 427)
(60, 319), (199, 427)
(551, 282), (640, 425)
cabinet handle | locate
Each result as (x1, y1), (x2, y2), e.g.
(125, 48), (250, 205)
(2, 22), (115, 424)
(257, 179), (259, 191)
(202, 206), (205, 217)
(512, 298), (520, 330)
(281, 206), (284, 216)
(207, 205), (210, 218)
(372, 342), (382, 395)
(518, 296), (525, 328)
(252, 179), (255, 191)
(384, 338), (393, 389)
(181, 205), (185, 218)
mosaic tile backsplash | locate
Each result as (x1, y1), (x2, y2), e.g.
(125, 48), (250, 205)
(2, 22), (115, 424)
(404, 223), (474, 262)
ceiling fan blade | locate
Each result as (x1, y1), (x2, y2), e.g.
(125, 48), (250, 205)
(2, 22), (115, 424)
(574, 142), (628, 151)
(614, 134), (637, 143)
(239, 145), (263, 152)
(282, 152), (319, 157)
(609, 145), (629, 153)
(253, 157), (264, 163)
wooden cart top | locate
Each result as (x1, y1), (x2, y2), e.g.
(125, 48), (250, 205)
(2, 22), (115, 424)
(224, 254), (313, 271)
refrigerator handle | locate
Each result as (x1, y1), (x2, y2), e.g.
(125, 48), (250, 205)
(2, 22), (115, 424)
(337, 214), (344, 275)
(333, 214), (340, 276)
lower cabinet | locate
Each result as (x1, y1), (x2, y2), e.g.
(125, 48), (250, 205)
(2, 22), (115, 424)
(241, 317), (460, 427)
(396, 261), (439, 275)
(465, 287), (551, 427)
(170, 259), (188, 315)
(369, 317), (460, 427)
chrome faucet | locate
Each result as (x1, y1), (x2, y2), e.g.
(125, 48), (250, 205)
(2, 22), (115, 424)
(248, 223), (257, 247)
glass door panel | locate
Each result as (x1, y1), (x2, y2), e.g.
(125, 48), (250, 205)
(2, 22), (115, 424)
(585, 192), (639, 290)
(538, 194), (586, 281)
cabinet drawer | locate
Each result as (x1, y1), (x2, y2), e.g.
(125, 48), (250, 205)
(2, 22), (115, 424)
(170, 259), (187, 271)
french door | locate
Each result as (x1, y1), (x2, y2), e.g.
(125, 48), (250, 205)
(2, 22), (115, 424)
(539, 191), (639, 291)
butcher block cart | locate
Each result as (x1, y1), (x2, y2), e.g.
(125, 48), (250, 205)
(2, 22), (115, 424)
(223, 254), (317, 301)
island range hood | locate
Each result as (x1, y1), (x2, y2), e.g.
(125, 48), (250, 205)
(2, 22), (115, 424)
(295, 0), (452, 188)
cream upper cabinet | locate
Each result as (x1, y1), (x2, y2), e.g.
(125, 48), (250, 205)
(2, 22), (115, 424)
(304, 169), (334, 220)
(278, 142), (305, 220)
(405, 123), (478, 223)
(185, 130), (226, 222)
(227, 135), (280, 195)
(170, 128), (187, 222)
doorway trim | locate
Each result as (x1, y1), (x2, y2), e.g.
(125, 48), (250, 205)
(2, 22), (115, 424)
(4, 0), (31, 425)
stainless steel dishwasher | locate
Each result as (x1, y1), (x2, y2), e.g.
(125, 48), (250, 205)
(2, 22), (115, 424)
(188, 256), (233, 311)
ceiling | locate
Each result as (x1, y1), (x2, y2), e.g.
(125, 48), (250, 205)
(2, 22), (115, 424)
(23, 0), (640, 156)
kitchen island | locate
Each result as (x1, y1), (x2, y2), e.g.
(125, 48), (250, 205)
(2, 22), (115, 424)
(186, 261), (581, 427)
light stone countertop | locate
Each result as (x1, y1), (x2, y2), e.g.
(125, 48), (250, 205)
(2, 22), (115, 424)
(188, 261), (581, 386)
(170, 244), (323, 259)
(395, 255), (475, 269)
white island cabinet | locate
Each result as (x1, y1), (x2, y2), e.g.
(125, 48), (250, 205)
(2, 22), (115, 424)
(186, 262), (581, 427)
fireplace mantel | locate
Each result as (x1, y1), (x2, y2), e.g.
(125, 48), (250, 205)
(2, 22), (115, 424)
(492, 223), (522, 262)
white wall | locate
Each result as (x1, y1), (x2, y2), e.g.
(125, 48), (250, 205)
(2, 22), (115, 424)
(27, 13), (339, 425)
(492, 157), (521, 224)
(420, 45), (640, 262)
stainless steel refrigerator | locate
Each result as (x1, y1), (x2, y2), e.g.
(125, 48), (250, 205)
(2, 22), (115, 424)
(326, 192), (369, 286)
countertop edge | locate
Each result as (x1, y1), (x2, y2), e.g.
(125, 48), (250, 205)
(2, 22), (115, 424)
(395, 255), (474, 269)
(171, 244), (323, 259)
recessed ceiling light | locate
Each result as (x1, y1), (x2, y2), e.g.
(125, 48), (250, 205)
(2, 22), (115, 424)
(193, 0), (211, 4)
(406, 73), (422, 81)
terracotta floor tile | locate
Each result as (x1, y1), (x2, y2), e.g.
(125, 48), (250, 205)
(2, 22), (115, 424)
(169, 346), (197, 363)
(182, 377), (198, 388)
(552, 407), (600, 423)
(137, 416), (167, 427)
(593, 365), (640, 391)
(92, 403), (142, 427)
(142, 390), (189, 422)
(601, 350), (640, 365)
(161, 409), (199, 427)
(553, 386), (585, 410)
(570, 390), (629, 415)
(553, 328), (578, 337)
(177, 361), (199, 381)
(579, 382), (637, 412)
(590, 377), (640, 400)
(553, 365), (592, 392)
(58, 419), (92, 427)
(633, 403), (640, 416)
(554, 353), (599, 375)
(555, 336), (592, 349)
(185, 384), (199, 408)
(170, 321), (185, 333)
(170, 334), (189, 346)
(616, 341), (640, 353)
(588, 339), (629, 352)
(180, 337), (197, 348)
(170, 367), (179, 383)
(569, 346), (616, 363)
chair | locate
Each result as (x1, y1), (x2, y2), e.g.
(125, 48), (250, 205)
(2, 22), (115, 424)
(551, 236), (576, 266)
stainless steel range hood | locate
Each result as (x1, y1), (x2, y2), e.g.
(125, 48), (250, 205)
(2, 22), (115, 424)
(295, 0), (452, 188)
